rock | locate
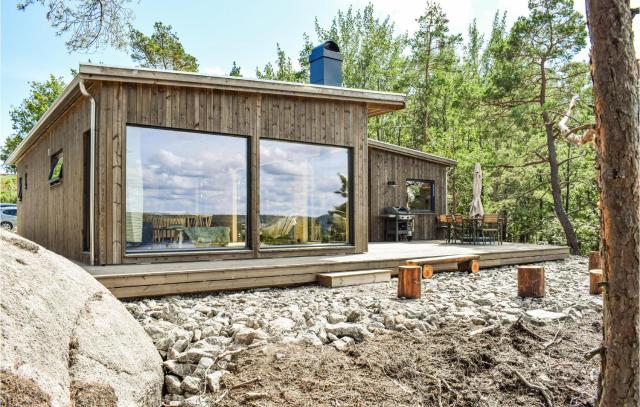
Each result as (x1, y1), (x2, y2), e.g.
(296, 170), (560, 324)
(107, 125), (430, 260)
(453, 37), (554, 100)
(163, 360), (197, 378)
(176, 341), (224, 363)
(193, 357), (215, 377)
(525, 309), (567, 320)
(268, 317), (296, 332)
(173, 338), (190, 353)
(183, 395), (210, 407)
(346, 309), (363, 322)
(297, 332), (323, 346)
(325, 322), (373, 342)
(233, 327), (268, 345)
(475, 293), (496, 306)
(0, 230), (163, 407)
(327, 313), (347, 324)
(181, 376), (202, 394)
(331, 339), (349, 351)
(192, 329), (202, 342)
(206, 370), (229, 392)
(165, 375), (183, 395)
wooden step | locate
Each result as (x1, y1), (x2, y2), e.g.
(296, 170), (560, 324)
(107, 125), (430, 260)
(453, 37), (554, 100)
(317, 269), (392, 288)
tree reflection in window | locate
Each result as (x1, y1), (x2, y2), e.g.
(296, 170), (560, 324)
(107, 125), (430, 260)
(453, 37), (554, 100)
(260, 139), (350, 246)
(406, 179), (435, 212)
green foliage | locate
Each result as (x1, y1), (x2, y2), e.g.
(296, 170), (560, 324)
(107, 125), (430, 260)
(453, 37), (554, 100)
(17, 0), (134, 52)
(129, 22), (199, 72)
(229, 61), (242, 77)
(0, 174), (17, 203)
(257, 1), (597, 253)
(256, 44), (306, 82)
(1, 74), (66, 171)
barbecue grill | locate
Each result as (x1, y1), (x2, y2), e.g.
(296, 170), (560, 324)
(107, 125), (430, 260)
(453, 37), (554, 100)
(382, 207), (415, 242)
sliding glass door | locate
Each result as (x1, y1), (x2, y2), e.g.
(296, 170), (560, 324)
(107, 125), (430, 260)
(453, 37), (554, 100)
(125, 126), (248, 252)
(259, 139), (351, 246)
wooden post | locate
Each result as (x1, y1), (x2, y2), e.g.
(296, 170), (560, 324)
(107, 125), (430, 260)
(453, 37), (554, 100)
(588, 251), (602, 270)
(459, 259), (480, 273)
(422, 264), (434, 279)
(397, 265), (421, 299)
(517, 266), (545, 298)
(590, 269), (603, 295)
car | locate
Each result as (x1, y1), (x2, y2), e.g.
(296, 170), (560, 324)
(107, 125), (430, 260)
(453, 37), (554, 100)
(0, 206), (17, 230)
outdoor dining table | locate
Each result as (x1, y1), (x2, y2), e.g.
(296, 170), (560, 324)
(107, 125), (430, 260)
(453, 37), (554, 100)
(455, 216), (491, 245)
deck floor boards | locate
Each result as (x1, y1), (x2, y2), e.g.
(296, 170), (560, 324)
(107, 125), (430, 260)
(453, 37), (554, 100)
(82, 241), (570, 298)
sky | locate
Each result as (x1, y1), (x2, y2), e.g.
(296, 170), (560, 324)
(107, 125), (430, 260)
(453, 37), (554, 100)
(1, 0), (639, 148)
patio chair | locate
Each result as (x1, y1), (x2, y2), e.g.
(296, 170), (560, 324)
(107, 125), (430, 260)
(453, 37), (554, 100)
(437, 214), (452, 243)
(480, 214), (502, 245)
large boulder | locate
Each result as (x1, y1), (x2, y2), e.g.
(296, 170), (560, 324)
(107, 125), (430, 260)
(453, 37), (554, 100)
(0, 230), (163, 406)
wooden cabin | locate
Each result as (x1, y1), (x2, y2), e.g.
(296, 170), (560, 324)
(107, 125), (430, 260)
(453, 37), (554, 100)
(7, 59), (456, 268)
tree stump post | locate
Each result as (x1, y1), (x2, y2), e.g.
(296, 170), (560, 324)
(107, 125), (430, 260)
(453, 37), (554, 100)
(517, 266), (545, 298)
(397, 265), (421, 299)
(422, 264), (434, 279)
(589, 269), (603, 295)
(588, 251), (602, 270)
(458, 259), (480, 273)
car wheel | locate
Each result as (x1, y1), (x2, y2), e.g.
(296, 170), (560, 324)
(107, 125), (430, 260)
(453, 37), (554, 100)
(0, 222), (13, 230)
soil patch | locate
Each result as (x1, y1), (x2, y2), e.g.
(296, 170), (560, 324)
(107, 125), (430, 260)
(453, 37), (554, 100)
(214, 318), (600, 407)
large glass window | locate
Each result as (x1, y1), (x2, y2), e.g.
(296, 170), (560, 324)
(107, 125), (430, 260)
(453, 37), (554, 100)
(260, 139), (350, 246)
(125, 126), (248, 252)
(406, 179), (435, 212)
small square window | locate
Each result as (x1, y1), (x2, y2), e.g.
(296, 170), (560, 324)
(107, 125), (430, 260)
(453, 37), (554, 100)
(48, 151), (63, 185)
(406, 179), (435, 212)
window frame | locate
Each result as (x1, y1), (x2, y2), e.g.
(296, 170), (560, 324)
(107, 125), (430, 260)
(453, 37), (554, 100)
(48, 150), (64, 186)
(406, 178), (436, 213)
(258, 137), (354, 248)
(123, 124), (252, 254)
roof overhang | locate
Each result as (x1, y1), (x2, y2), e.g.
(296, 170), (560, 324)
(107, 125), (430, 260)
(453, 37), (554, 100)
(368, 139), (457, 166)
(7, 64), (406, 165)
(79, 64), (405, 115)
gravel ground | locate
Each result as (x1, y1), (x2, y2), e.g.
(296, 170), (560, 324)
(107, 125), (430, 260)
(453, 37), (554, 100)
(125, 256), (603, 406)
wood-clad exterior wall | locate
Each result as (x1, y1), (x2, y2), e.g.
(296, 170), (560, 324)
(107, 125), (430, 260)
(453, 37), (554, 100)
(15, 92), (92, 261)
(93, 81), (369, 265)
(368, 146), (449, 242)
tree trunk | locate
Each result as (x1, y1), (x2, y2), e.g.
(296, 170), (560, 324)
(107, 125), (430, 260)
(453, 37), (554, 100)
(539, 58), (581, 254)
(543, 113), (581, 254)
(586, 1), (640, 406)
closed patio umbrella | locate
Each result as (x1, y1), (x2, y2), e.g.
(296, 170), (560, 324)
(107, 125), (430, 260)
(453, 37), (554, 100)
(469, 163), (484, 218)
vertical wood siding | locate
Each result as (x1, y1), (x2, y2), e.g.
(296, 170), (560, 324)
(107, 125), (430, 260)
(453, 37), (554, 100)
(15, 94), (91, 261)
(94, 83), (368, 264)
(367, 147), (449, 242)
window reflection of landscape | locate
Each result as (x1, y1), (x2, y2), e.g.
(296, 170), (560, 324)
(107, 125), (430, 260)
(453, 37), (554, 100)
(125, 126), (248, 252)
(260, 139), (350, 246)
(406, 179), (435, 212)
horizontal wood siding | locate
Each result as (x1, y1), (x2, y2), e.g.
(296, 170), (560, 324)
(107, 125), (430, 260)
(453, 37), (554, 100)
(368, 146), (449, 242)
(15, 93), (91, 261)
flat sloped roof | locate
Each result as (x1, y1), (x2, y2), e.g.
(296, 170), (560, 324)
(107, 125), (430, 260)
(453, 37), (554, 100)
(367, 139), (457, 166)
(7, 64), (406, 164)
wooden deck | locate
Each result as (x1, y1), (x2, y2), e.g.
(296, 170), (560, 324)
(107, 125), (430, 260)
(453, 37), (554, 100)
(84, 241), (570, 298)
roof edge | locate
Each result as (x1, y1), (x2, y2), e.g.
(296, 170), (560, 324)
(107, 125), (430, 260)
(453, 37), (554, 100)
(78, 63), (406, 110)
(367, 139), (457, 166)
(6, 75), (82, 165)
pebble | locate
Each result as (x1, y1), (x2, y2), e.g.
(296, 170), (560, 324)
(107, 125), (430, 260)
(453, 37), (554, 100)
(127, 256), (595, 398)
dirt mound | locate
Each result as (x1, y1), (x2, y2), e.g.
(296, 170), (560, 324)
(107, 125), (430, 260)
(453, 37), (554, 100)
(211, 318), (599, 406)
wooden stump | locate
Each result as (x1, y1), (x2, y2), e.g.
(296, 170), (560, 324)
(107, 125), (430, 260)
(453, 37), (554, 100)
(422, 265), (434, 279)
(458, 259), (480, 273)
(517, 266), (545, 298)
(588, 251), (602, 270)
(397, 265), (421, 299)
(589, 269), (603, 295)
